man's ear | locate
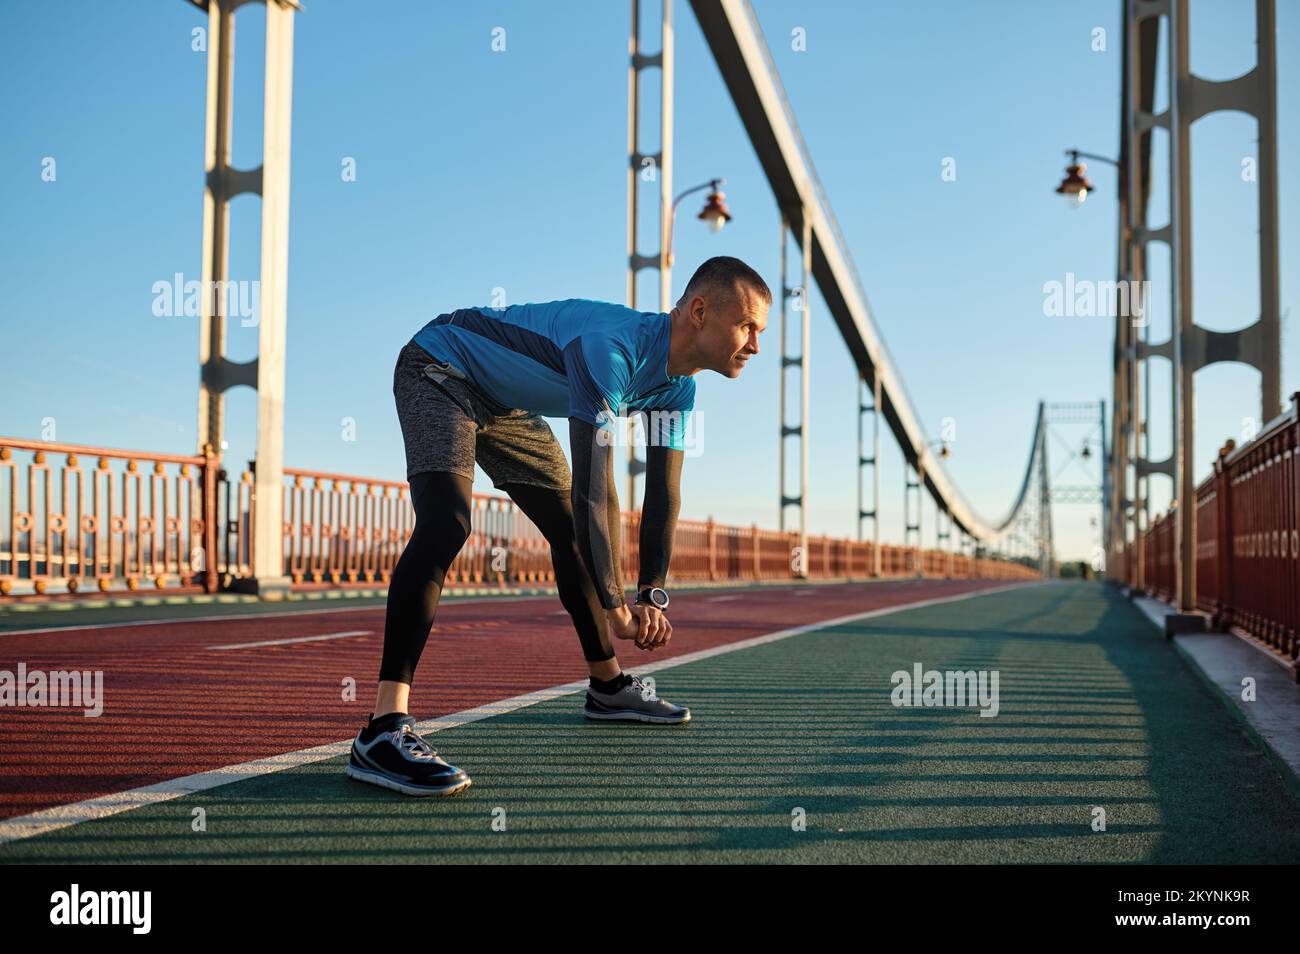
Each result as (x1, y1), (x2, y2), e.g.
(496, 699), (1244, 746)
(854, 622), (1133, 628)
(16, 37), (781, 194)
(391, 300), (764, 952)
(688, 294), (707, 328)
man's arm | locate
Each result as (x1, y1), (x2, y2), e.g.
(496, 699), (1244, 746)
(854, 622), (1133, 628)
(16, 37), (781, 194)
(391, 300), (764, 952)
(568, 416), (626, 610)
(563, 333), (670, 649)
(637, 442), (684, 594)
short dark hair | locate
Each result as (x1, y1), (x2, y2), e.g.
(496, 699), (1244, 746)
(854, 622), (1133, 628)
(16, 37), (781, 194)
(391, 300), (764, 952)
(680, 256), (771, 311)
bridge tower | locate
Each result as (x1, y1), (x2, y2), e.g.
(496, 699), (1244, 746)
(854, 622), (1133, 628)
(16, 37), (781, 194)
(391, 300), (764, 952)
(191, 0), (300, 598)
(1115, 0), (1280, 617)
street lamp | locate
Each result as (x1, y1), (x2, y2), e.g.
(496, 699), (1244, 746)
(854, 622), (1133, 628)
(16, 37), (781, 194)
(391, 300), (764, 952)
(1054, 149), (1120, 208)
(666, 178), (732, 266)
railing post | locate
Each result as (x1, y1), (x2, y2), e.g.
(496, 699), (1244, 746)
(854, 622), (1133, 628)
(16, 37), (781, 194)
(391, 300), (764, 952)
(1289, 392), (1300, 663)
(1292, 393), (1300, 664)
(706, 516), (717, 580)
(1215, 440), (1234, 628)
(507, 497), (520, 584)
(202, 442), (219, 593)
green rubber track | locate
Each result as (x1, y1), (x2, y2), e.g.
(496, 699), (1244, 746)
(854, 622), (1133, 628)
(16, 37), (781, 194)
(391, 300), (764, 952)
(5, 581), (1299, 864)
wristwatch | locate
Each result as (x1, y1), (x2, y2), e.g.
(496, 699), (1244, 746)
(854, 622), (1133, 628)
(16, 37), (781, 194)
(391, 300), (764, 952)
(635, 586), (670, 611)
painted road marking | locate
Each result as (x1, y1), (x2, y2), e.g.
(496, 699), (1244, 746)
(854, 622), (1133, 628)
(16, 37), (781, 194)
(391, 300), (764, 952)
(207, 630), (371, 651)
(0, 582), (1034, 846)
(704, 595), (741, 602)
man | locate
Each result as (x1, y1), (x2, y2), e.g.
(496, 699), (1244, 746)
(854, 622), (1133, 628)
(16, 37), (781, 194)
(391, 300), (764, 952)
(347, 256), (771, 796)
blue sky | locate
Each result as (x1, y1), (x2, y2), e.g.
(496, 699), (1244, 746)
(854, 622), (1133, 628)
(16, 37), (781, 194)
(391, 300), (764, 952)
(1, 0), (1296, 562)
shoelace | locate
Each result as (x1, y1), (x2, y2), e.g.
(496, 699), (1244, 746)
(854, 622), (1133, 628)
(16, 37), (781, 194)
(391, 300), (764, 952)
(629, 675), (659, 702)
(393, 725), (440, 761)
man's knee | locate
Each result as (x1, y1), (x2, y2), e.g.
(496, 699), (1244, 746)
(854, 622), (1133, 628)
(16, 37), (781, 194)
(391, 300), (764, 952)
(417, 508), (471, 552)
(549, 535), (588, 577)
(406, 471), (474, 561)
(503, 483), (576, 543)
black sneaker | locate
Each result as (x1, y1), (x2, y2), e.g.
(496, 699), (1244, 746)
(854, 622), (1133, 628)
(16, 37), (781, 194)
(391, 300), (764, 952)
(346, 715), (472, 796)
(584, 673), (691, 724)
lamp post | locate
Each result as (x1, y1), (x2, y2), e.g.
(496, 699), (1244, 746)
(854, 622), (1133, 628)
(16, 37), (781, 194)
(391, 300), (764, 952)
(666, 178), (732, 266)
(1053, 147), (1132, 585)
(626, 178), (731, 508)
(1054, 149), (1121, 208)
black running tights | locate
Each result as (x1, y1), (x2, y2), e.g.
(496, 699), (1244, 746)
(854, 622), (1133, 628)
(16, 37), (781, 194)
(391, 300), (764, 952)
(378, 471), (614, 684)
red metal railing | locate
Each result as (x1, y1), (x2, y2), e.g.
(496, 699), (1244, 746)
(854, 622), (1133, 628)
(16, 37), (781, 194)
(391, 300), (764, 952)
(1129, 394), (1300, 669)
(1195, 467), (1221, 614)
(1144, 508), (1175, 602)
(0, 437), (1039, 598)
(0, 438), (218, 596)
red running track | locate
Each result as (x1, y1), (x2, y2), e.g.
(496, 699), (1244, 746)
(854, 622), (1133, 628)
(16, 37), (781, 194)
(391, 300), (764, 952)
(0, 579), (1018, 820)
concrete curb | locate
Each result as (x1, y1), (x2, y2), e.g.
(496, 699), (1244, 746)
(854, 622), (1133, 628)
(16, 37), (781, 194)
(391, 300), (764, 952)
(1130, 594), (1300, 805)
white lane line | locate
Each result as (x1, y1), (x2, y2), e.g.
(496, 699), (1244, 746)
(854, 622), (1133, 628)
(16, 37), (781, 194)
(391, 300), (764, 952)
(207, 630), (371, 651)
(704, 595), (741, 602)
(0, 581), (1036, 846)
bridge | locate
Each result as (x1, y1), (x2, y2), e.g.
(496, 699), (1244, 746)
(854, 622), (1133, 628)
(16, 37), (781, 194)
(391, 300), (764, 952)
(0, 0), (1296, 882)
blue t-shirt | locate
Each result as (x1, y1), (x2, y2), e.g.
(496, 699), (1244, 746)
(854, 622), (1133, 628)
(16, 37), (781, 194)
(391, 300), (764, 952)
(411, 299), (696, 450)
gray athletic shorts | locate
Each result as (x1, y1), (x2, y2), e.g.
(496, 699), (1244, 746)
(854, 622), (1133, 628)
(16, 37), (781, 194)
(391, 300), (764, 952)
(393, 339), (572, 492)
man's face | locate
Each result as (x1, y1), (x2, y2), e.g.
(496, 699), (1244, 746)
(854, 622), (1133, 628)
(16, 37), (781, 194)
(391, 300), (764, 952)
(694, 285), (768, 378)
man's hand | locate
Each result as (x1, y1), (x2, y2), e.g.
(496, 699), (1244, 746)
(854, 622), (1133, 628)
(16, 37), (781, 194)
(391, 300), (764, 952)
(607, 603), (673, 651)
(607, 604), (640, 642)
(634, 602), (672, 650)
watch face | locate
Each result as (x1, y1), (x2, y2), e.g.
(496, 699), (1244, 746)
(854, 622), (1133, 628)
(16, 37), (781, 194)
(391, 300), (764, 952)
(637, 587), (669, 609)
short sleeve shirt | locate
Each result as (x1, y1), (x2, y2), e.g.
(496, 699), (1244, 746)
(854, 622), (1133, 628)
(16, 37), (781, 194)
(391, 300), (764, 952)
(411, 299), (696, 450)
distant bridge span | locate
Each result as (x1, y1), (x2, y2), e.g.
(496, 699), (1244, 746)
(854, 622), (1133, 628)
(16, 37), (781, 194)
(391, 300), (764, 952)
(689, 0), (1041, 543)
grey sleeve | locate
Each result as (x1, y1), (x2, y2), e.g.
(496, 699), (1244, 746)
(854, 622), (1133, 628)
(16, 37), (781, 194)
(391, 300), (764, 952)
(638, 443), (683, 589)
(568, 417), (627, 610)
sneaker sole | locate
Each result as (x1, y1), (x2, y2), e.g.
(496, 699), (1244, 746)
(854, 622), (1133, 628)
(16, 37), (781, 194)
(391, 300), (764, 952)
(345, 762), (473, 797)
(583, 708), (691, 725)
